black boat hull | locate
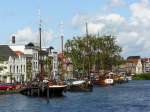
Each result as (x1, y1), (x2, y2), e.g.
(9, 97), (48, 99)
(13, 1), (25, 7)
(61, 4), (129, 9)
(20, 86), (67, 97)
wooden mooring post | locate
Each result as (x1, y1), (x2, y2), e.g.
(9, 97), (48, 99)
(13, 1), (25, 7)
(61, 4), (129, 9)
(47, 83), (49, 103)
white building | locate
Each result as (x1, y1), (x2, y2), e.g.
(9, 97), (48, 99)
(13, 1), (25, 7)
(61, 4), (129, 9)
(48, 51), (59, 80)
(9, 43), (39, 82)
(126, 56), (143, 75)
(142, 58), (150, 73)
(0, 45), (17, 83)
(9, 51), (26, 82)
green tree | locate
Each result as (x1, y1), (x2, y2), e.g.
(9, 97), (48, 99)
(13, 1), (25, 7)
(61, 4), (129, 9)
(27, 60), (32, 81)
(44, 57), (53, 79)
(64, 34), (123, 78)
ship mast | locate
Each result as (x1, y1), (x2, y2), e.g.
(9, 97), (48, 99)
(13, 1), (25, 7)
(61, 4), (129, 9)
(86, 22), (91, 79)
(60, 21), (65, 81)
(38, 9), (44, 81)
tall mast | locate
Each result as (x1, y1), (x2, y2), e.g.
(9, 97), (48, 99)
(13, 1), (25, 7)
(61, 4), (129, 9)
(86, 22), (90, 79)
(39, 20), (42, 51)
(60, 21), (64, 53)
(38, 8), (44, 81)
(86, 22), (89, 37)
(38, 9), (42, 50)
(60, 21), (64, 81)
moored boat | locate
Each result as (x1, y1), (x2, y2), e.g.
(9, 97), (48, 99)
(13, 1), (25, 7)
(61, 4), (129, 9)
(94, 72), (114, 86)
(20, 80), (67, 97)
(126, 76), (132, 81)
(66, 79), (93, 92)
(42, 84), (67, 97)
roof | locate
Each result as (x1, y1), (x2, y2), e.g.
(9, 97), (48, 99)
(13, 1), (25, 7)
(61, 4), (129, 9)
(127, 58), (141, 65)
(15, 51), (24, 56)
(9, 45), (25, 53)
(142, 58), (150, 62)
(127, 56), (141, 60)
(0, 45), (16, 61)
(127, 56), (141, 65)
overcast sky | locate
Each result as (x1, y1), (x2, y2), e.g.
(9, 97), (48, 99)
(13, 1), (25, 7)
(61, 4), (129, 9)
(0, 0), (150, 58)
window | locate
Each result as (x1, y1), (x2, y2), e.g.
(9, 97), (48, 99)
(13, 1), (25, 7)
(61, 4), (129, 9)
(34, 62), (36, 70)
(36, 62), (38, 69)
(21, 65), (22, 73)
(24, 65), (26, 72)
(17, 66), (18, 73)
(10, 65), (12, 73)
(13, 65), (15, 73)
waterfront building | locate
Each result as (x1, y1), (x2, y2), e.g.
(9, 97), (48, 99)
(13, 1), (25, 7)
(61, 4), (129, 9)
(0, 45), (16, 83)
(126, 56), (143, 75)
(65, 58), (73, 80)
(48, 51), (59, 80)
(9, 42), (39, 82)
(58, 53), (73, 80)
(9, 51), (26, 83)
(142, 58), (150, 73)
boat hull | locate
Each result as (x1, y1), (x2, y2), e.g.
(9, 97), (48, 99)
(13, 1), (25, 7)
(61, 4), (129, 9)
(94, 79), (114, 86)
(41, 85), (67, 97)
(20, 85), (67, 97)
(67, 80), (93, 92)
(67, 84), (93, 92)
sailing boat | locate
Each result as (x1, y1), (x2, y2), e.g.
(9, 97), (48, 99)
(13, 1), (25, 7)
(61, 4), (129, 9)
(38, 20), (67, 97)
(66, 22), (93, 92)
(20, 18), (67, 97)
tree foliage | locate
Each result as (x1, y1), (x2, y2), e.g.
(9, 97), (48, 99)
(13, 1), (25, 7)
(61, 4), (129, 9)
(44, 57), (53, 79)
(27, 60), (32, 81)
(64, 34), (123, 77)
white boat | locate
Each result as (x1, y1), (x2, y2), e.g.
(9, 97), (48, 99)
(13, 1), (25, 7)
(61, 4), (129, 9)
(72, 80), (86, 85)
(126, 76), (132, 81)
(104, 79), (114, 85)
(67, 79), (93, 92)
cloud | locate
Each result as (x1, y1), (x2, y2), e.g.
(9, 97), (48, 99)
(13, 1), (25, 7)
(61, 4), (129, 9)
(72, 0), (150, 57)
(130, 0), (150, 27)
(12, 27), (36, 43)
(105, 0), (126, 10)
(111, 0), (126, 7)
(84, 23), (105, 34)
(72, 14), (89, 28)
(72, 13), (125, 34)
(12, 27), (54, 46)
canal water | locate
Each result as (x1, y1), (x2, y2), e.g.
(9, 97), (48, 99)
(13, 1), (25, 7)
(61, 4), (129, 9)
(0, 81), (150, 112)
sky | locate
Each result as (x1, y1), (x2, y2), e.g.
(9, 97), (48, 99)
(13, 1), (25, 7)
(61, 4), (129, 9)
(0, 0), (150, 58)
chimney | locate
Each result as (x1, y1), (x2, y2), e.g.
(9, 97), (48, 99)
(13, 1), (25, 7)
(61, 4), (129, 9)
(12, 36), (15, 44)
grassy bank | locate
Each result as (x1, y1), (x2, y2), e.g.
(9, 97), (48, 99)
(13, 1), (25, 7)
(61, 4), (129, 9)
(0, 89), (23, 95)
(133, 73), (150, 80)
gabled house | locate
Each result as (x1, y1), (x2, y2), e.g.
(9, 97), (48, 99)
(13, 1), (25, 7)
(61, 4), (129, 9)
(142, 58), (150, 73)
(9, 50), (27, 83)
(9, 42), (39, 82)
(48, 51), (59, 80)
(0, 45), (16, 83)
(126, 56), (143, 75)
(58, 53), (73, 80)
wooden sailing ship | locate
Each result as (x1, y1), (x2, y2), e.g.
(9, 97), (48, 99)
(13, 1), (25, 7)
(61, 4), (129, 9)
(94, 72), (114, 86)
(66, 22), (93, 92)
(20, 15), (67, 97)
(66, 79), (93, 92)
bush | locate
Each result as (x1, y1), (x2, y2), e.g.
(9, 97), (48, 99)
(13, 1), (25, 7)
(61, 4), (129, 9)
(133, 73), (150, 80)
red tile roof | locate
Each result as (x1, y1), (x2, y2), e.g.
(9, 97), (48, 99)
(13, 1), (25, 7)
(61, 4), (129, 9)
(15, 51), (24, 56)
